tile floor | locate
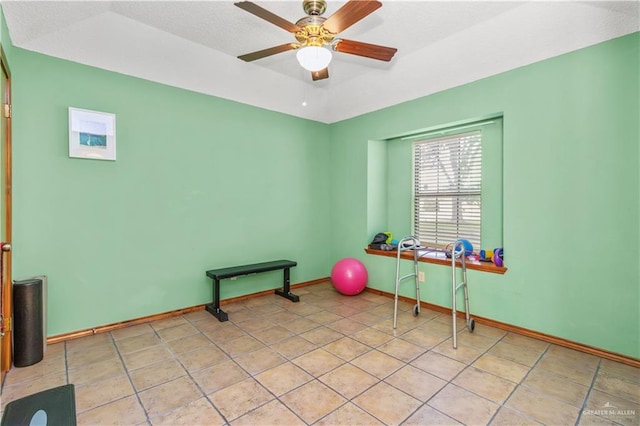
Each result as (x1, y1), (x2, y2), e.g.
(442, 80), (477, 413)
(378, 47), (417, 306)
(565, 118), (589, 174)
(1, 281), (639, 425)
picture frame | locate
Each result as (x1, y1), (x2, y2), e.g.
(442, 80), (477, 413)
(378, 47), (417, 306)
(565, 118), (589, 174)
(68, 107), (116, 161)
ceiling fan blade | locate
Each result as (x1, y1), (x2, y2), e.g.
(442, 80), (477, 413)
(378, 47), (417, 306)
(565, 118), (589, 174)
(334, 39), (397, 61)
(311, 68), (329, 81)
(238, 43), (298, 62)
(323, 0), (382, 34)
(235, 1), (301, 33)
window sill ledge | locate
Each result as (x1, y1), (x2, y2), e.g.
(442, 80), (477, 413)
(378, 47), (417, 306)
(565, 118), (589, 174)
(364, 247), (508, 274)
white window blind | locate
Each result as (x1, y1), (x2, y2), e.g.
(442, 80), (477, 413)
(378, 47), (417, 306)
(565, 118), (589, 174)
(413, 131), (482, 248)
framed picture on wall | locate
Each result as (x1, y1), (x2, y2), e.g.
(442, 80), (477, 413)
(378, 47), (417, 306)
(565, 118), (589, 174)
(68, 107), (116, 161)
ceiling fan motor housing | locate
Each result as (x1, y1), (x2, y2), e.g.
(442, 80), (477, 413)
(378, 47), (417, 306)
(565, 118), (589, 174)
(295, 16), (335, 47)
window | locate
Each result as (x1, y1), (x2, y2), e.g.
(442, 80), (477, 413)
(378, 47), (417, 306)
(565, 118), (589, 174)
(413, 131), (482, 248)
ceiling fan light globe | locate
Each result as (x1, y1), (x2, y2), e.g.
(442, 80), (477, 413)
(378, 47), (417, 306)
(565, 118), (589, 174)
(296, 46), (332, 72)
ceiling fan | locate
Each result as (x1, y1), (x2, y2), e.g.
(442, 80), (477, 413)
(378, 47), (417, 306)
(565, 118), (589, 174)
(235, 0), (398, 81)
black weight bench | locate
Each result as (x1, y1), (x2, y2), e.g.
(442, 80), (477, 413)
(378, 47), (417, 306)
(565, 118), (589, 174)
(205, 259), (298, 322)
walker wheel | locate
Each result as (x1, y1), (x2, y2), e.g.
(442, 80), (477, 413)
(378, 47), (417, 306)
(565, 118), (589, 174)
(413, 305), (420, 317)
(467, 318), (475, 332)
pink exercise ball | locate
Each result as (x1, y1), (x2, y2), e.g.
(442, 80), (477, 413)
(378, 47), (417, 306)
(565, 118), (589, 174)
(331, 258), (368, 296)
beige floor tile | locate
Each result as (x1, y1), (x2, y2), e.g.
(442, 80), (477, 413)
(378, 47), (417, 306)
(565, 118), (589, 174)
(545, 344), (600, 369)
(373, 317), (422, 336)
(411, 351), (466, 381)
(191, 360), (249, 395)
(473, 353), (530, 383)
(150, 397), (225, 425)
(403, 404), (463, 425)
(316, 402), (384, 426)
(250, 301), (285, 315)
(115, 332), (162, 354)
(280, 380), (347, 424)
(490, 407), (542, 425)
(264, 310), (302, 324)
(3, 355), (66, 386)
(216, 335), (265, 358)
(319, 363), (379, 399)
(0, 372), (68, 405)
(325, 303), (362, 318)
(523, 367), (589, 407)
(66, 344), (120, 368)
(156, 323), (198, 342)
(428, 383), (499, 425)
(306, 310), (344, 325)
(351, 327), (394, 347)
(281, 317), (320, 334)
(350, 311), (387, 326)
(501, 332), (549, 352)
(353, 381), (422, 425)
(165, 333), (212, 355)
(385, 365), (447, 402)
(209, 378), (274, 421)
(75, 374), (135, 414)
(326, 317), (369, 335)
(506, 385), (581, 425)
(472, 324), (507, 340)
(68, 357), (126, 387)
(489, 340), (544, 367)
(138, 376), (203, 417)
(283, 301), (324, 316)
(453, 366), (517, 404)
(231, 399), (304, 426)
(248, 325), (294, 345)
(599, 359), (640, 384)
(401, 323), (451, 349)
(292, 348), (345, 377)
(583, 389), (640, 426)
(432, 338), (485, 364)
(255, 362), (313, 396)
(270, 335), (317, 359)
(535, 353), (597, 386)
(351, 350), (405, 379)
(43, 342), (65, 359)
(377, 338), (426, 362)
(322, 336), (371, 361)
(76, 395), (147, 426)
(235, 318), (274, 333)
(110, 323), (155, 341)
(234, 347), (286, 375)
(129, 358), (186, 391)
(150, 315), (189, 330)
(121, 345), (174, 371)
(176, 345), (230, 372)
(451, 329), (500, 351)
(202, 323), (247, 343)
(593, 371), (640, 404)
(300, 326), (344, 346)
(223, 311), (253, 325)
(66, 333), (113, 352)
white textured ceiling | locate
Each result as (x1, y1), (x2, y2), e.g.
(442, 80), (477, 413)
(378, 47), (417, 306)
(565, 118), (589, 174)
(2, 0), (639, 123)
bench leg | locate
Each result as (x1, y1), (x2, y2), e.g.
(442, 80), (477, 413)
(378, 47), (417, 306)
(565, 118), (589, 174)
(275, 267), (299, 302)
(205, 278), (229, 322)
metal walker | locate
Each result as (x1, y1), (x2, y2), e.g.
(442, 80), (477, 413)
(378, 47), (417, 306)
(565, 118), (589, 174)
(393, 236), (421, 329)
(392, 236), (475, 348)
(450, 239), (475, 349)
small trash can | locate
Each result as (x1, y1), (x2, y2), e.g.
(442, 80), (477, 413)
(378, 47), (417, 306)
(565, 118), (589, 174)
(13, 278), (44, 367)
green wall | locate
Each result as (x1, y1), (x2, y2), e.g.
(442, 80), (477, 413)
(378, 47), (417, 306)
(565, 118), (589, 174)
(330, 33), (639, 358)
(11, 49), (331, 335)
